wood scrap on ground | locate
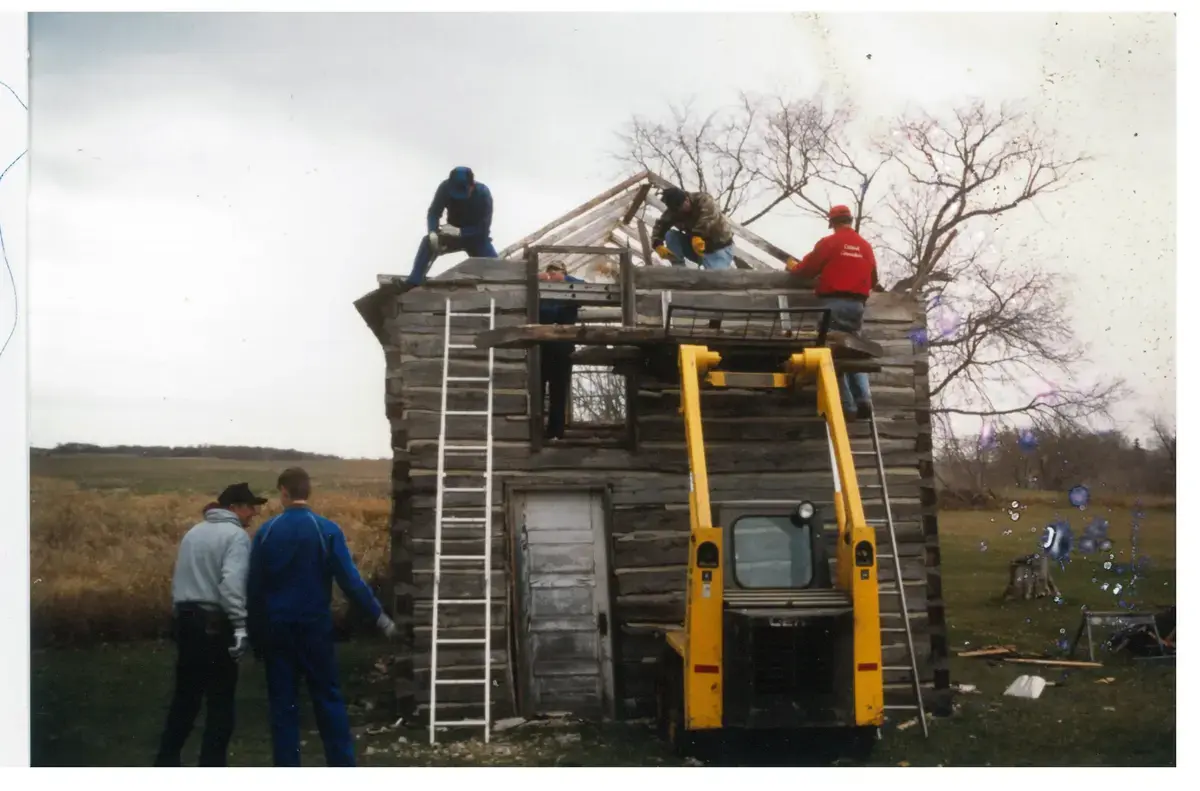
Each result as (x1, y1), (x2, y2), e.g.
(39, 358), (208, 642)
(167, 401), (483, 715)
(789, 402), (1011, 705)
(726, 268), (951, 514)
(957, 643), (1103, 668)
(957, 645), (1016, 658)
(1003, 657), (1103, 669)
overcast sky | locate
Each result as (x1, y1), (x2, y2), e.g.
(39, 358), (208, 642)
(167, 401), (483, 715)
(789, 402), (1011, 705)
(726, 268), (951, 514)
(27, 12), (1175, 458)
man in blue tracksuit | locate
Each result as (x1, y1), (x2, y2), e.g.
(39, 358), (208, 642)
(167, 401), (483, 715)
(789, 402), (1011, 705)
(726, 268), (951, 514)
(247, 467), (397, 767)
(405, 166), (497, 289)
(538, 261), (585, 440)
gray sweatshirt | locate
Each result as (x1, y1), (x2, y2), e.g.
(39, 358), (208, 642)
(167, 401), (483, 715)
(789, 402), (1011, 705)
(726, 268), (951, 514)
(171, 508), (252, 629)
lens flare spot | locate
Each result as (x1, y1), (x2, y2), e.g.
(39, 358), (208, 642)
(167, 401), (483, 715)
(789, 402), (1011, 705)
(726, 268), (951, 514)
(1068, 485), (1090, 509)
(1042, 521), (1073, 561)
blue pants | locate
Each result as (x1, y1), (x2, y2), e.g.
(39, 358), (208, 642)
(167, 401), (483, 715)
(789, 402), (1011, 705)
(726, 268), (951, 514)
(263, 619), (355, 767)
(664, 229), (734, 269)
(407, 231), (498, 287)
(820, 297), (873, 413)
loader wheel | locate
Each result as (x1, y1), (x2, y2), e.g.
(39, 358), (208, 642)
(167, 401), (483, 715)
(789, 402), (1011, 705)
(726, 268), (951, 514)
(845, 726), (878, 763)
(656, 649), (692, 758)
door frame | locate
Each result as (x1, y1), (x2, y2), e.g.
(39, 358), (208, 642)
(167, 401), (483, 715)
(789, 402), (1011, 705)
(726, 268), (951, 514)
(505, 483), (618, 720)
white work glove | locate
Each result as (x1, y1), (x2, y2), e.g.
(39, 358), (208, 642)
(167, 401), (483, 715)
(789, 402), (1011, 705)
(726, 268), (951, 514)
(377, 613), (399, 640)
(229, 627), (249, 660)
(427, 231), (440, 255)
(439, 225), (461, 238)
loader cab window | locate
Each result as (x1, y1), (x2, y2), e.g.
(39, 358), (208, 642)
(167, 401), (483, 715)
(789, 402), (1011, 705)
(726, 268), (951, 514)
(730, 515), (814, 589)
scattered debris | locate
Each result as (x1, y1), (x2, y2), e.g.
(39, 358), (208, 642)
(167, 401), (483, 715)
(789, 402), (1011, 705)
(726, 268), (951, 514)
(493, 717), (527, 732)
(1095, 677), (1116, 685)
(1103, 706), (1116, 712)
(684, 757), (704, 766)
(1108, 606), (1176, 658)
(1004, 675), (1048, 700)
(898, 761), (911, 767)
(953, 683), (979, 694)
(896, 713), (933, 731)
(1003, 657), (1102, 669)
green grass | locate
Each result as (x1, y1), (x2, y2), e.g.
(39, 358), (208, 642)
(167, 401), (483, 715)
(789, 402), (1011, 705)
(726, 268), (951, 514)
(28, 455), (1176, 766)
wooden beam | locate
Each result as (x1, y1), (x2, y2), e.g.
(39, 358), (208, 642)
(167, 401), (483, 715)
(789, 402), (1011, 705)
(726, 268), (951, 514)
(525, 251), (542, 453)
(497, 171), (650, 258)
(608, 231), (646, 265)
(474, 323), (884, 358)
(536, 200), (630, 256)
(621, 183), (652, 225)
(532, 244), (622, 258)
(636, 220), (657, 268)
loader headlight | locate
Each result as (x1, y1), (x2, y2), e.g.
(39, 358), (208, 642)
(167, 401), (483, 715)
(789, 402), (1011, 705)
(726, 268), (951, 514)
(795, 501), (816, 523)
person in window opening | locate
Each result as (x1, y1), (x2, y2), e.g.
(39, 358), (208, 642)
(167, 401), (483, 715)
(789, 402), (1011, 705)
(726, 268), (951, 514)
(154, 483), (263, 767)
(538, 261), (584, 442)
(650, 187), (736, 270)
(786, 205), (880, 422)
(404, 166), (496, 290)
(247, 467), (399, 767)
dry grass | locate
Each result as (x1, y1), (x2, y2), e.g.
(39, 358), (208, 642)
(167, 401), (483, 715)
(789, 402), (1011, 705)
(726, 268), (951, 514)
(30, 464), (392, 646)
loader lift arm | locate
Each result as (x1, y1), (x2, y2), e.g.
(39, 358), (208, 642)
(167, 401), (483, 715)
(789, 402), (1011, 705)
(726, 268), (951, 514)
(669, 341), (885, 735)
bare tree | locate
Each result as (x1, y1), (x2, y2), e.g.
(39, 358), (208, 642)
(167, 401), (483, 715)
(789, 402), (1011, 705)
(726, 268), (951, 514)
(569, 366), (626, 424)
(1149, 412), (1176, 467)
(614, 92), (851, 224)
(612, 94), (1124, 428)
(880, 102), (1089, 291)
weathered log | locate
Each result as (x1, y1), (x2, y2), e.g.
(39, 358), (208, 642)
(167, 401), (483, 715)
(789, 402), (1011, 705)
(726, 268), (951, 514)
(405, 439), (922, 476)
(630, 290), (916, 325)
(387, 309), (527, 336)
(396, 389), (529, 414)
(400, 333), (526, 361)
(391, 359), (528, 390)
(398, 410), (530, 441)
(474, 323), (884, 359)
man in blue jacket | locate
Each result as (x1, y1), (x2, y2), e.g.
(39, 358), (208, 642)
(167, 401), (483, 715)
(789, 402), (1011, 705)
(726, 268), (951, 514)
(247, 467), (397, 767)
(405, 166), (497, 289)
(538, 261), (585, 441)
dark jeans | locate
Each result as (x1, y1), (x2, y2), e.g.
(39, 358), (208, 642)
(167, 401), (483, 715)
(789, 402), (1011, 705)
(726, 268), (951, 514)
(406, 231), (498, 287)
(541, 342), (574, 439)
(821, 297), (873, 413)
(263, 618), (355, 767)
(154, 606), (239, 767)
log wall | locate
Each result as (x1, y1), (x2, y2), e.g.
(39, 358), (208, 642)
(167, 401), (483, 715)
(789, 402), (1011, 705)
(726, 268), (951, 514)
(358, 258), (949, 723)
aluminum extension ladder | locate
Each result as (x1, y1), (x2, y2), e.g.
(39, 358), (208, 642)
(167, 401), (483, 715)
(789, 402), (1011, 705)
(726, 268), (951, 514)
(429, 297), (496, 744)
(830, 412), (929, 737)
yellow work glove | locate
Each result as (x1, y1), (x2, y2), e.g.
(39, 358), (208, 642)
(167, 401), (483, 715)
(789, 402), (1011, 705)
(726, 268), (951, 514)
(655, 244), (671, 259)
(691, 236), (706, 256)
(786, 257), (801, 273)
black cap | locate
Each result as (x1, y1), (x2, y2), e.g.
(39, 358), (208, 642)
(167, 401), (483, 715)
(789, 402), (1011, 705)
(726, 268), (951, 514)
(660, 187), (687, 210)
(217, 482), (268, 508)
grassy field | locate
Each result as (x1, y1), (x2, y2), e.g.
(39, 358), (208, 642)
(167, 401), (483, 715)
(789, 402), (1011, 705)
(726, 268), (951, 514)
(28, 455), (1176, 767)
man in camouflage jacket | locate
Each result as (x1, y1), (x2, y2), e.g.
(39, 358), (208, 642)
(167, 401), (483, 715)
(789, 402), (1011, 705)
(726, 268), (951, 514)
(650, 187), (736, 269)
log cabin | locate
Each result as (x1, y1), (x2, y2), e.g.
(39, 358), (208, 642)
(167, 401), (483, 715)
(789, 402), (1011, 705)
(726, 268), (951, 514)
(353, 172), (950, 730)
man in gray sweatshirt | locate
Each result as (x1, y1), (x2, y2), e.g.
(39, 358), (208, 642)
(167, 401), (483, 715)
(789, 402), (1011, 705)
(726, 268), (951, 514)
(154, 482), (265, 767)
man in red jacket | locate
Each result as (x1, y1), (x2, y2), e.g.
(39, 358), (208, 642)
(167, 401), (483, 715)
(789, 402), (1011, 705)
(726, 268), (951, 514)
(788, 205), (879, 421)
